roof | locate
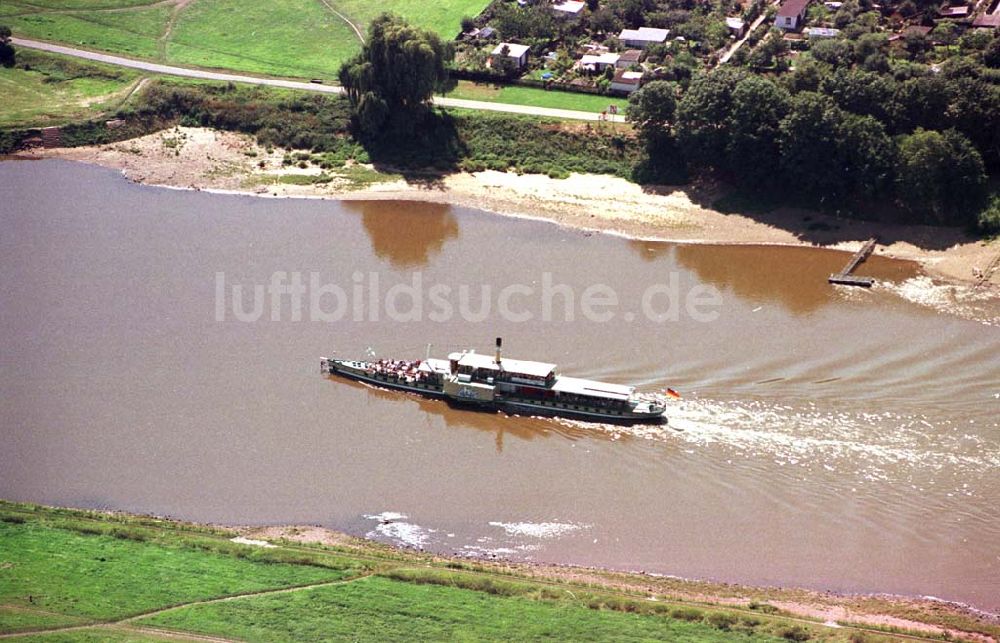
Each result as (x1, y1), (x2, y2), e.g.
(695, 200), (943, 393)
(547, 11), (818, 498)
(478, 26), (496, 37)
(580, 52), (621, 65)
(777, 0), (810, 18)
(726, 17), (746, 29)
(903, 24), (932, 36)
(552, 0), (585, 14)
(972, 13), (1000, 27)
(619, 27), (669, 42)
(938, 5), (969, 16)
(552, 376), (634, 400)
(492, 42), (530, 57)
(618, 49), (643, 62)
(448, 351), (556, 378)
(805, 26), (840, 36)
(612, 70), (643, 84)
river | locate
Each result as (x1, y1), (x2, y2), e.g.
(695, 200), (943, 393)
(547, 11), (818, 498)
(1, 160), (998, 611)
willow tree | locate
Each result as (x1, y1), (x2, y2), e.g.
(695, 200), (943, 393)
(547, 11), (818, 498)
(338, 14), (452, 136)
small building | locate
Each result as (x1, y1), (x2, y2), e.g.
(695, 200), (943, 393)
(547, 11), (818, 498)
(610, 69), (643, 93)
(476, 26), (496, 39)
(552, 0), (586, 17)
(937, 4), (969, 17)
(616, 49), (643, 68)
(725, 16), (747, 37)
(972, 13), (1000, 29)
(805, 26), (840, 37)
(491, 42), (530, 69)
(775, 0), (810, 30)
(580, 52), (621, 71)
(619, 27), (670, 48)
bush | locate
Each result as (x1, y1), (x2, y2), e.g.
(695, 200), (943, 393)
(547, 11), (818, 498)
(978, 195), (1000, 235)
(779, 625), (812, 641)
(706, 612), (738, 630)
(670, 607), (704, 622)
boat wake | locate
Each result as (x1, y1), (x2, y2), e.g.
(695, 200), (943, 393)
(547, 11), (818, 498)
(877, 276), (1000, 326)
(551, 396), (1000, 488)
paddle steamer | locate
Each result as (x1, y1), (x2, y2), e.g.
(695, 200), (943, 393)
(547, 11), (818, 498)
(321, 339), (669, 424)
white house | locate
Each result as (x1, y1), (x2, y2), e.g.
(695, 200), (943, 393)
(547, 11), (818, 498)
(491, 42), (530, 69)
(725, 16), (746, 37)
(580, 52), (621, 71)
(775, 0), (809, 30)
(610, 70), (643, 93)
(618, 27), (669, 48)
(552, 0), (586, 17)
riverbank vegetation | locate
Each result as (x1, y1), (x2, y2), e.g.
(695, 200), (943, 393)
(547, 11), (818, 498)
(0, 48), (139, 128)
(2, 500), (996, 641)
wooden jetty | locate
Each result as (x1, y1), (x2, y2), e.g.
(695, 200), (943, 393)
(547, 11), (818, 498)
(829, 238), (877, 287)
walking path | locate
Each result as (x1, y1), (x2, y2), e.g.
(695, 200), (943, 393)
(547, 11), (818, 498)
(13, 38), (603, 121)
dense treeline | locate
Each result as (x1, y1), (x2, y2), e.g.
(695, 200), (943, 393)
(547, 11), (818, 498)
(630, 51), (1000, 229)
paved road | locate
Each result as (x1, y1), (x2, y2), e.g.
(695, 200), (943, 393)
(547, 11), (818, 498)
(13, 38), (606, 122)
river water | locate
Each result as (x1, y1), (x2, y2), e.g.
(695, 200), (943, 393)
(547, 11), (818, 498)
(1, 160), (998, 611)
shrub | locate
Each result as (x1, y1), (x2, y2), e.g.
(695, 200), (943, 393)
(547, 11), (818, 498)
(706, 612), (738, 630)
(779, 625), (812, 641)
(670, 607), (704, 622)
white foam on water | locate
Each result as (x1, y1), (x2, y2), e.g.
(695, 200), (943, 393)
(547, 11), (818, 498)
(363, 512), (436, 548)
(552, 397), (1000, 485)
(488, 521), (588, 539)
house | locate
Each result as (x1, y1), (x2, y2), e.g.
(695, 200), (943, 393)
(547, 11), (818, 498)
(610, 69), (643, 93)
(972, 13), (1000, 29)
(616, 49), (643, 68)
(938, 4), (969, 17)
(619, 27), (670, 48)
(491, 42), (530, 69)
(580, 52), (621, 71)
(805, 26), (840, 37)
(552, 0), (586, 17)
(775, 0), (810, 30)
(725, 16), (747, 37)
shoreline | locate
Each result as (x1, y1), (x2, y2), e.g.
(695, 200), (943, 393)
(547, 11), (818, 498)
(11, 126), (999, 294)
(2, 499), (997, 640)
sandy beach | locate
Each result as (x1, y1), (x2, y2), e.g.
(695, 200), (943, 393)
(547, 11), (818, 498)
(16, 126), (1000, 291)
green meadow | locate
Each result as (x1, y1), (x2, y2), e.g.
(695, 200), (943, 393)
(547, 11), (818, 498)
(3, 0), (493, 78)
(0, 501), (921, 642)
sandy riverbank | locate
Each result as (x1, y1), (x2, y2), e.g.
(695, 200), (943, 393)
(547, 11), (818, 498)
(16, 126), (1000, 290)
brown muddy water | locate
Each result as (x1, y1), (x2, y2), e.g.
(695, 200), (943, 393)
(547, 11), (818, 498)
(2, 160), (998, 611)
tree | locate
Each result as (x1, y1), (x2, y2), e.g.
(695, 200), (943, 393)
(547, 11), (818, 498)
(338, 14), (452, 136)
(985, 35), (1000, 68)
(896, 128), (987, 224)
(0, 25), (14, 68)
(627, 80), (677, 135)
(777, 92), (847, 199)
(819, 68), (894, 122)
(460, 16), (476, 34)
(724, 75), (790, 188)
(675, 68), (745, 169)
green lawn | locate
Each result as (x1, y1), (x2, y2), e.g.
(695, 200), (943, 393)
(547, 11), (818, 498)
(0, 521), (348, 623)
(5, 0), (492, 79)
(0, 49), (139, 128)
(330, 0), (490, 40)
(0, 501), (968, 642)
(7, 6), (172, 60)
(142, 575), (762, 642)
(166, 0), (359, 79)
(444, 80), (630, 113)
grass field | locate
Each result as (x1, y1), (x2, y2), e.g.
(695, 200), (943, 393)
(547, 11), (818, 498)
(3, 0), (492, 79)
(445, 80), (630, 113)
(1, 500), (943, 642)
(0, 49), (140, 128)
(7, 5), (173, 60)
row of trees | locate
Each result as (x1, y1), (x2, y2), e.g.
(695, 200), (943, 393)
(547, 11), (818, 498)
(629, 69), (991, 226)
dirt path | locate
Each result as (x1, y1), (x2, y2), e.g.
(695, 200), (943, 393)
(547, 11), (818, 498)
(158, 0), (193, 60)
(0, 574), (375, 640)
(315, 0), (365, 44)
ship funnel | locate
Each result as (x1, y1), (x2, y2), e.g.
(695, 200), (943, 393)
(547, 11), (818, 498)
(495, 337), (502, 365)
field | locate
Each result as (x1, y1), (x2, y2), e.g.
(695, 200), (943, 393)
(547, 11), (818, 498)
(2, 0), (493, 79)
(0, 49), (140, 128)
(445, 80), (630, 114)
(0, 500), (954, 642)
